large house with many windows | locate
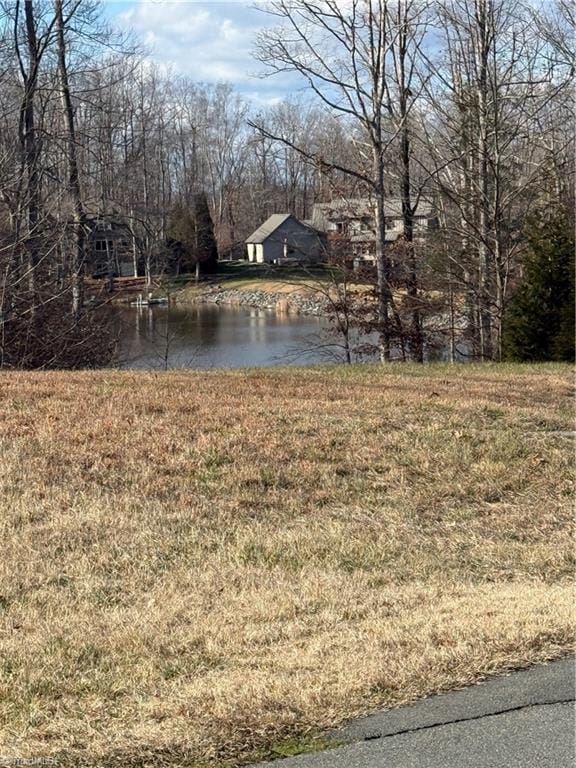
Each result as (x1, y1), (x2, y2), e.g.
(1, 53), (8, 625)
(245, 198), (435, 268)
(311, 197), (435, 263)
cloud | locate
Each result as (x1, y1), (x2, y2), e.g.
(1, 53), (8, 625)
(113, 0), (297, 100)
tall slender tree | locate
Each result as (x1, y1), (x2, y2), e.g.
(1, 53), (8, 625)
(54, 0), (84, 314)
(254, 0), (410, 360)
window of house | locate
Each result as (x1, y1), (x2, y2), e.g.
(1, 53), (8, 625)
(94, 240), (114, 252)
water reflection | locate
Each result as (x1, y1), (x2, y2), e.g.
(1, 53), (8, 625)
(114, 303), (468, 370)
(116, 304), (334, 370)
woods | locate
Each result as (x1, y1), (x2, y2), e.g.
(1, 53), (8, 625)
(0, 0), (573, 367)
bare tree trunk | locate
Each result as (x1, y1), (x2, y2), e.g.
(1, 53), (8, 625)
(474, 0), (493, 360)
(130, 205), (139, 277)
(21, 0), (41, 300)
(449, 271), (456, 363)
(141, 127), (151, 288)
(391, 0), (424, 362)
(55, 0), (84, 316)
(105, 240), (114, 292)
(373, 146), (391, 362)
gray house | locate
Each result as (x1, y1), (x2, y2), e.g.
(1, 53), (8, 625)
(88, 217), (136, 278)
(312, 197), (435, 263)
(245, 214), (324, 265)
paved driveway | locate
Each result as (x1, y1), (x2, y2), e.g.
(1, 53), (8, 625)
(251, 658), (575, 768)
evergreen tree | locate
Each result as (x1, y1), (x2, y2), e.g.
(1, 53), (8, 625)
(166, 204), (196, 274)
(193, 192), (219, 273)
(503, 211), (575, 362)
(167, 194), (218, 276)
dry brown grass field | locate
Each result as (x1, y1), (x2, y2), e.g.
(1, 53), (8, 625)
(0, 364), (573, 767)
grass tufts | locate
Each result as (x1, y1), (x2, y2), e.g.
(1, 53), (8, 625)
(0, 363), (573, 766)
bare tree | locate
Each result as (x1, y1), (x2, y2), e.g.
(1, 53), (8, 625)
(424, 0), (573, 359)
(1, 0), (572, 369)
(253, 0), (419, 360)
(384, 0), (431, 361)
(16, 0), (48, 298)
(54, 0), (84, 314)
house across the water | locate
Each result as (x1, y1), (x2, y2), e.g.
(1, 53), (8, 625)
(245, 213), (324, 265)
(87, 217), (136, 278)
(245, 199), (435, 267)
(311, 197), (435, 264)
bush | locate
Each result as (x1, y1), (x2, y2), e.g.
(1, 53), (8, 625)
(503, 210), (575, 362)
(0, 294), (117, 369)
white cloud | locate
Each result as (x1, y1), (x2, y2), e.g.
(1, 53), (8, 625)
(113, 0), (297, 99)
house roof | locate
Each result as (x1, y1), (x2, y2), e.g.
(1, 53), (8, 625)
(348, 231), (401, 244)
(312, 197), (433, 230)
(349, 232), (375, 243)
(245, 213), (294, 244)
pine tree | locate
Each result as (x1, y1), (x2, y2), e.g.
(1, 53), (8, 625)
(193, 192), (218, 274)
(167, 195), (219, 276)
(503, 211), (575, 362)
(166, 205), (193, 273)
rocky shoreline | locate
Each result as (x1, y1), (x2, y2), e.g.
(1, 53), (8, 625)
(192, 287), (329, 316)
(181, 287), (468, 337)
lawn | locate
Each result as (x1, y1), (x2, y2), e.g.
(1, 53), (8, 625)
(166, 262), (332, 303)
(0, 364), (573, 766)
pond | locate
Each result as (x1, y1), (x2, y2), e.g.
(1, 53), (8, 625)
(114, 303), (466, 370)
(115, 304), (343, 369)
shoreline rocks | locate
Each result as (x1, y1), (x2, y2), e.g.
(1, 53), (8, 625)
(190, 287), (329, 316)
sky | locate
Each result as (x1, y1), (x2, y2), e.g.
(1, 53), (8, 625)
(102, 0), (296, 103)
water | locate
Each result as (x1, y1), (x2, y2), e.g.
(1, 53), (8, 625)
(114, 303), (467, 370)
(115, 304), (345, 369)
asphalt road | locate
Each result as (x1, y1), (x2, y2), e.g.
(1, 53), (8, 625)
(251, 658), (575, 768)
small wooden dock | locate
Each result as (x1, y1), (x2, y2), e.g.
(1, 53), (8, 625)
(85, 276), (168, 305)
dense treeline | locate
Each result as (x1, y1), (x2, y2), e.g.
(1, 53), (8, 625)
(0, 0), (573, 367)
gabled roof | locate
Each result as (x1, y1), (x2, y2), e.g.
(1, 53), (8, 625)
(312, 197), (434, 230)
(312, 198), (373, 223)
(245, 213), (294, 244)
